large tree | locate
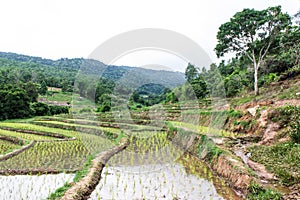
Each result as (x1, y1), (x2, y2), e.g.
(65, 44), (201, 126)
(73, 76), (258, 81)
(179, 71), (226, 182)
(215, 6), (291, 95)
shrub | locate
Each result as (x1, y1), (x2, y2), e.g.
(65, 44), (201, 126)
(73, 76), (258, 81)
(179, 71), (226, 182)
(31, 102), (50, 116)
(98, 101), (111, 112)
(49, 105), (69, 115)
(31, 102), (69, 116)
(246, 182), (282, 200)
(227, 109), (243, 118)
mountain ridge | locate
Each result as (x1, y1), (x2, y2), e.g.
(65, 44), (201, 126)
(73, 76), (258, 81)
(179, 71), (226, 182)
(0, 51), (185, 89)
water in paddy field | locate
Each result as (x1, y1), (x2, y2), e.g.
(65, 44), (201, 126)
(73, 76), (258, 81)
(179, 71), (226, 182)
(89, 142), (241, 200)
(0, 173), (74, 200)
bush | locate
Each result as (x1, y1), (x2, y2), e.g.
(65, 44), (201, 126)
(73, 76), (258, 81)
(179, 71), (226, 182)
(31, 102), (69, 116)
(49, 105), (69, 115)
(246, 182), (282, 200)
(227, 109), (243, 118)
(31, 102), (50, 116)
(98, 101), (111, 113)
(259, 73), (279, 86)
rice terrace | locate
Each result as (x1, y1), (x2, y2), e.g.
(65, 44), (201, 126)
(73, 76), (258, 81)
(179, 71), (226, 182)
(0, 2), (300, 200)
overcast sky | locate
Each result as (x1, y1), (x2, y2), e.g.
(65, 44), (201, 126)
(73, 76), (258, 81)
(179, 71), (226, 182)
(0, 0), (299, 71)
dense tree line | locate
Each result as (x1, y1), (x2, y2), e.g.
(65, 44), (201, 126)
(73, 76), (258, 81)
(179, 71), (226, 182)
(165, 7), (299, 101)
(0, 83), (68, 120)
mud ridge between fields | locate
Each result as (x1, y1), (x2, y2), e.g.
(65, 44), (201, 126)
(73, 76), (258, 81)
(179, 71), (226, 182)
(61, 139), (129, 200)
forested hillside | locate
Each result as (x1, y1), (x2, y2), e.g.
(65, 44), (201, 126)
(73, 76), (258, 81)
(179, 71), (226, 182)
(0, 51), (185, 119)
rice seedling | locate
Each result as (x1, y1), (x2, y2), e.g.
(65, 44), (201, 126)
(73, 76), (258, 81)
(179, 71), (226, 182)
(0, 173), (74, 200)
(0, 138), (21, 155)
(0, 129), (58, 141)
(0, 140), (90, 171)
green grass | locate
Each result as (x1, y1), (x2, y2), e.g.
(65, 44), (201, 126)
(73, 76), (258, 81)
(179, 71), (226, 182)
(246, 182), (282, 200)
(247, 142), (300, 186)
(230, 96), (256, 107)
(277, 84), (300, 100)
(0, 139), (21, 155)
(270, 105), (300, 144)
(47, 182), (72, 200)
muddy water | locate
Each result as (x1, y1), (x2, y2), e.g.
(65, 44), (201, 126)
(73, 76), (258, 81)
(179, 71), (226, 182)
(89, 142), (241, 200)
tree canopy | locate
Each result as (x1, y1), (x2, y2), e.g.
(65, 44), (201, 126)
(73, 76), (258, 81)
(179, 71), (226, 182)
(215, 6), (291, 95)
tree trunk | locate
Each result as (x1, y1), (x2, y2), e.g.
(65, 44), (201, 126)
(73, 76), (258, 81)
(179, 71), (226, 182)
(254, 63), (259, 96)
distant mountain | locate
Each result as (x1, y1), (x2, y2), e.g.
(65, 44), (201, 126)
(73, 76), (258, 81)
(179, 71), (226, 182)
(0, 51), (185, 89)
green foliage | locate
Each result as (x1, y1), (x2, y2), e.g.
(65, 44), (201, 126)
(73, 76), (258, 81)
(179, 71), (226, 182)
(259, 73), (279, 86)
(290, 120), (300, 144)
(175, 63), (209, 100)
(130, 83), (171, 107)
(73, 155), (94, 182)
(246, 182), (282, 200)
(271, 105), (300, 143)
(31, 102), (69, 116)
(22, 81), (39, 102)
(197, 135), (223, 162)
(79, 108), (92, 113)
(49, 105), (69, 115)
(39, 80), (48, 95)
(0, 84), (31, 120)
(227, 109), (243, 118)
(215, 6), (291, 95)
(31, 102), (50, 116)
(185, 63), (198, 82)
(165, 91), (178, 103)
(247, 142), (300, 186)
(98, 101), (111, 113)
(191, 75), (208, 99)
(47, 182), (71, 200)
(61, 79), (71, 92)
